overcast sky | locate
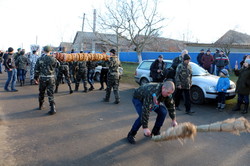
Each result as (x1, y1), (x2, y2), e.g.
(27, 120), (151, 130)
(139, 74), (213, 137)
(0, 0), (250, 51)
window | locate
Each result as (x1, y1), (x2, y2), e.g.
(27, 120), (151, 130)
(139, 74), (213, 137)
(138, 61), (153, 70)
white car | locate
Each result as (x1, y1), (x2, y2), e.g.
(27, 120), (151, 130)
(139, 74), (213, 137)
(94, 65), (123, 82)
(134, 59), (236, 104)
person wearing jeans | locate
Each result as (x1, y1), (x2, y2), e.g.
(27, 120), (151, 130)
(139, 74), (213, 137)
(5, 68), (17, 91)
(4, 47), (18, 92)
(127, 81), (178, 144)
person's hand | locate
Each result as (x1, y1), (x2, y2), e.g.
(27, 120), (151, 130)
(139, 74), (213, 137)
(152, 93), (159, 105)
(178, 85), (182, 89)
(8, 68), (12, 71)
(235, 60), (238, 70)
(171, 120), (178, 127)
(143, 128), (151, 137)
(157, 69), (162, 73)
(243, 62), (248, 68)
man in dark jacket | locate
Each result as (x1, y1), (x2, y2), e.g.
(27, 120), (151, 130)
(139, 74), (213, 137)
(201, 50), (214, 74)
(4, 47), (18, 92)
(127, 81), (178, 144)
(0, 50), (3, 74)
(197, 49), (204, 66)
(232, 58), (250, 114)
(214, 50), (229, 76)
(150, 55), (166, 82)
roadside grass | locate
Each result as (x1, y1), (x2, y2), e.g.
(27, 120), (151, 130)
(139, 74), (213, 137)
(120, 62), (139, 86)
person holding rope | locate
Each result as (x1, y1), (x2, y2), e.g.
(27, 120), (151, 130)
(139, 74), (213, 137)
(127, 81), (178, 144)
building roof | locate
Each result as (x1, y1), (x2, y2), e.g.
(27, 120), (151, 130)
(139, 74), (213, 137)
(215, 30), (250, 44)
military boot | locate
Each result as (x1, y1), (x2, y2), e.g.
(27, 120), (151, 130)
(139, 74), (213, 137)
(83, 87), (88, 93)
(20, 81), (23, 86)
(68, 83), (73, 94)
(232, 102), (241, 111)
(114, 98), (120, 104)
(89, 85), (94, 91)
(75, 84), (79, 91)
(48, 103), (56, 115)
(151, 126), (161, 136)
(127, 130), (137, 144)
(241, 103), (249, 114)
(30, 79), (33, 85)
(54, 86), (58, 93)
(39, 101), (44, 110)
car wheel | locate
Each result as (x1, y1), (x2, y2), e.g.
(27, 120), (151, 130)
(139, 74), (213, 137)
(140, 78), (149, 86)
(190, 86), (205, 104)
(94, 72), (100, 82)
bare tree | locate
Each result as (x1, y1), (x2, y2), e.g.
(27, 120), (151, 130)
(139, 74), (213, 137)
(97, 0), (165, 62)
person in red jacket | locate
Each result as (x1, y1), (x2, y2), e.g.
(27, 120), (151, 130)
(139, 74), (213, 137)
(201, 49), (214, 74)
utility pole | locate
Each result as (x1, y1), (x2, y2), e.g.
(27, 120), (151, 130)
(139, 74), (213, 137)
(82, 13), (85, 32)
(92, 9), (96, 53)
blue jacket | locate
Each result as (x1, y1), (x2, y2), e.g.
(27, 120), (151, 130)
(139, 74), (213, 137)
(216, 77), (230, 92)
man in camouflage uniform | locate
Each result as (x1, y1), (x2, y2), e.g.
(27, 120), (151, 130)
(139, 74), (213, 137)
(75, 60), (88, 93)
(54, 47), (73, 94)
(34, 46), (58, 115)
(103, 49), (120, 104)
(127, 81), (178, 144)
(174, 54), (194, 114)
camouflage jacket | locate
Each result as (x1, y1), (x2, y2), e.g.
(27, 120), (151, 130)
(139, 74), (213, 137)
(58, 61), (69, 71)
(34, 54), (57, 79)
(175, 62), (192, 89)
(108, 57), (120, 79)
(133, 83), (176, 128)
(87, 61), (97, 70)
(16, 55), (28, 70)
(76, 61), (87, 73)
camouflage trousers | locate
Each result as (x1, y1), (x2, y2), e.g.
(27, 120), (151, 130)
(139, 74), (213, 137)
(30, 63), (36, 80)
(39, 77), (55, 105)
(105, 78), (120, 100)
(56, 69), (71, 87)
(76, 70), (88, 89)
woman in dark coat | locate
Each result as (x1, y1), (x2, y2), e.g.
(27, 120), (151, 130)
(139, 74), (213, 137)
(232, 57), (250, 114)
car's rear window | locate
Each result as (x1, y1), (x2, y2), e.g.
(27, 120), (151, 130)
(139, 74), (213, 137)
(138, 61), (153, 69)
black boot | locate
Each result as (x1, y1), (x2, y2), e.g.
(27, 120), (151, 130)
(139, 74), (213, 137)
(48, 104), (56, 115)
(232, 102), (241, 111)
(30, 79), (33, 85)
(127, 130), (137, 144)
(151, 126), (161, 136)
(20, 81), (23, 86)
(39, 101), (44, 110)
(99, 86), (104, 90)
(114, 98), (120, 104)
(75, 84), (79, 92)
(22, 80), (25, 86)
(89, 85), (94, 91)
(68, 84), (73, 94)
(241, 103), (249, 114)
(54, 86), (58, 93)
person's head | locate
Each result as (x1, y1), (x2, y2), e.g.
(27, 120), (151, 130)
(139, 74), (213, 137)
(220, 50), (224, 55)
(43, 46), (52, 54)
(80, 51), (83, 53)
(200, 49), (204, 53)
(71, 49), (75, 53)
(220, 69), (228, 77)
(216, 48), (220, 53)
(207, 49), (211, 55)
(183, 54), (191, 64)
(102, 50), (106, 54)
(62, 47), (67, 53)
(109, 49), (116, 56)
(32, 50), (37, 54)
(161, 81), (175, 97)
(20, 50), (25, 56)
(181, 49), (188, 57)
(158, 54), (163, 62)
(17, 48), (21, 53)
(8, 47), (14, 54)
(244, 58), (250, 68)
